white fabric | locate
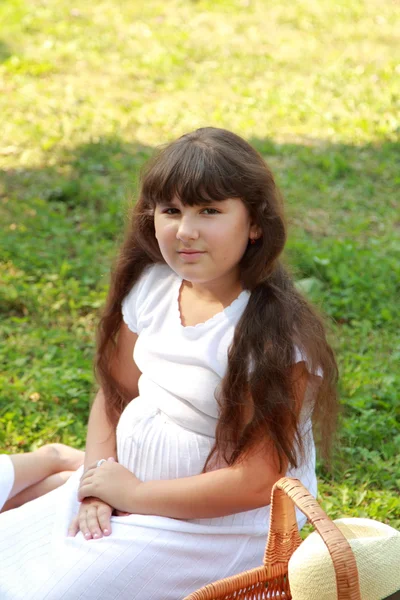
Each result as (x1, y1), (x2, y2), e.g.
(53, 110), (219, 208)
(122, 263), (322, 439)
(0, 454), (14, 509)
(288, 518), (400, 600)
(0, 262), (319, 599)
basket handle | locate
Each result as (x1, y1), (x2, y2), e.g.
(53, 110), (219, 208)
(263, 477), (361, 600)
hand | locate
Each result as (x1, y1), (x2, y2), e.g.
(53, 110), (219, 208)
(78, 458), (142, 513)
(68, 497), (113, 540)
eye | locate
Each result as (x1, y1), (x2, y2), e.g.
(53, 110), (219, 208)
(201, 208), (220, 215)
(162, 208), (180, 215)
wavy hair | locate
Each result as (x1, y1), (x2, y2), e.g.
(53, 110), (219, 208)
(95, 127), (339, 472)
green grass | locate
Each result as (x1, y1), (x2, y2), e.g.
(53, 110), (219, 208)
(1, 0), (399, 529)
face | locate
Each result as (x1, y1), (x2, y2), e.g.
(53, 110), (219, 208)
(154, 196), (260, 286)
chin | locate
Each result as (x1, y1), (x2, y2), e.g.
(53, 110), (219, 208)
(173, 266), (212, 283)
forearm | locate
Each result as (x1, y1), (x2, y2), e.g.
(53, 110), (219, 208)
(129, 466), (274, 520)
(84, 388), (117, 471)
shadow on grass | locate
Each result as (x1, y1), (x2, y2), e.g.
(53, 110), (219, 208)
(1, 134), (398, 283)
(1, 137), (153, 211)
(2, 134), (399, 215)
(0, 138), (155, 285)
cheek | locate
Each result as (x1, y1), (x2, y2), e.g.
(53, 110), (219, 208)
(154, 221), (175, 244)
(218, 236), (248, 264)
(219, 224), (249, 262)
(219, 219), (250, 245)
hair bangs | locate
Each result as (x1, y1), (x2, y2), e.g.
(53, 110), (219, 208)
(143, 140), (241, 208)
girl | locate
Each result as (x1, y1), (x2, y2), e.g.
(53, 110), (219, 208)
(0, 127), (339, 599)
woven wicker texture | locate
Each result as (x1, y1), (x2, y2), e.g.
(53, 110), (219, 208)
(184, 477), (361, 600)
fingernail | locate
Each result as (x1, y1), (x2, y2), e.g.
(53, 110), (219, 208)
(85, 533), (91, 539)
(103, 529), (109, 535)
(93, 533), (100, 539)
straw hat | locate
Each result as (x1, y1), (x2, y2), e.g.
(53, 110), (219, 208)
(288, 517), (400, 600)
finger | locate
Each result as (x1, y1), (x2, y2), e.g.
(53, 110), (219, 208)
(77, 485), (86, 502)
(78, 481), (94, 502)
(97, 504), (112, 536)
(78, 474), (89, 491)
(80, 467), (96, 483)
(86, 505), (104, 539)
(67, 516), (79, 537)
(78, 507), (95, 540)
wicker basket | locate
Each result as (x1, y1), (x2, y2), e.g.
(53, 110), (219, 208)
(184, 477), (361, 600)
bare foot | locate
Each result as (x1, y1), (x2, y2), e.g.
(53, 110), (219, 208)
(37, 444), (85, 473)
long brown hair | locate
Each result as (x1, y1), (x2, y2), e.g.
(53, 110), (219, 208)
(95, 127), (339, 472)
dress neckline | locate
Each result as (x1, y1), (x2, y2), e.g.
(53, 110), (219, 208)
(175, 276), (249, 330)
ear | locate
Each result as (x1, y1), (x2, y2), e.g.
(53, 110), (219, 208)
(249, 221), (262, 241)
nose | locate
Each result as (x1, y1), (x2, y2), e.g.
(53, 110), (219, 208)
(176, 214), (199, 242)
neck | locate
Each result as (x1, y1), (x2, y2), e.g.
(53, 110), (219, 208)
(182, 269), (243, 305)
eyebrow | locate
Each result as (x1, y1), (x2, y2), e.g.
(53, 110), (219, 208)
(159, 198), (219, 207)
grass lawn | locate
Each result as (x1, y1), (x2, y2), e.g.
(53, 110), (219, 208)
(0, 0), (399, 528)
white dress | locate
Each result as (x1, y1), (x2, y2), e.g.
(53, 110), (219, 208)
(0, 263), (320, 600)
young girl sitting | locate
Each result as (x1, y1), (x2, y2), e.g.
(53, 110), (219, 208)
(0, 127), (339, 600)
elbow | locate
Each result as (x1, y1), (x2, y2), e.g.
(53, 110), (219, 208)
(253, 484), (273, 508)
(232, 451), (287, 510)
(249, 471), (286, 508)
(241, 479), (274, 510)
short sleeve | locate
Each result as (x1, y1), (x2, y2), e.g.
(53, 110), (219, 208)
(121, 265), (154, 334)
(294, 345), (323, 378)
(121, 263), (177, 335)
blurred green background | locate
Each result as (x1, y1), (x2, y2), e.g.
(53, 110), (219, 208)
(0, 0), (399, 527)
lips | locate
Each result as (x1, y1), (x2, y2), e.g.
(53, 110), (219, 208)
(178, 250), (205, 254)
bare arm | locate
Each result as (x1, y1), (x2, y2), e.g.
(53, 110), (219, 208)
(127, 442), (284, 519)
(69, 323), (142, 540)
(84, 323), (141, 470)
(83, 388), (117, 471)
(78, 435), (285, 518)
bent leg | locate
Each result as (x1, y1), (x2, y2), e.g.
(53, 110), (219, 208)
(1, 444), (84, 506)
(1, 470), (74, 512)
